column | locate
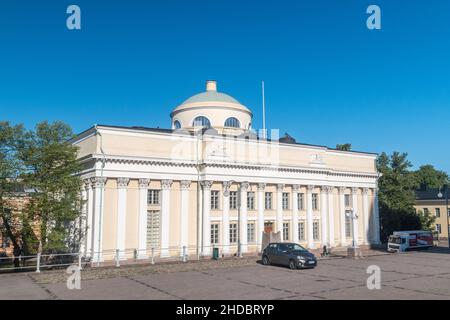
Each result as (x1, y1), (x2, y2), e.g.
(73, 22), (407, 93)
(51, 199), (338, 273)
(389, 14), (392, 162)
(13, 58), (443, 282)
(320, 186), (328, 246)
(351, 187), (359, 246)
(137, 178), (150, 259)
(362, 188), (370, 245)
(180, 180), (191, 256)
(160, 179), (173, 258)
(80, 180), (88, 256)
(92, 177), (106, 263)
(85, 179), (94, 257)
(257, 183), (266, 251)
(240, 182), (249, 254)
(201, 180), (212, 256)
(276, 184), (284, 235)
(116, 177), (129, 260)
(222, 181), (232, 255)
(373, 188), (381, 244)
(339, 187), (347, 246)
(292, 185), (300, 243)
(306, 185), (314, 249)
(326, 186), (335, 247)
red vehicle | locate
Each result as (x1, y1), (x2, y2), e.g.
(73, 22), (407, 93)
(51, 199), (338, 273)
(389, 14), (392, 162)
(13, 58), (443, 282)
(388, 230), (434, 252)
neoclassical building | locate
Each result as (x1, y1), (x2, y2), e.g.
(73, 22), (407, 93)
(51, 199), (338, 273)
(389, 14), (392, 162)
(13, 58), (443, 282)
(72, 80), (381, 262)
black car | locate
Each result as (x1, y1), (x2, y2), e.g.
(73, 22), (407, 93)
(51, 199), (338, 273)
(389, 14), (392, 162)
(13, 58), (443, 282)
(262, 242), (317, 269)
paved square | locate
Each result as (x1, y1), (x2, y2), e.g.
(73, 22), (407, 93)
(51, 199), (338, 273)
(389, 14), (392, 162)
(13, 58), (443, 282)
(1, 247), (449, 300)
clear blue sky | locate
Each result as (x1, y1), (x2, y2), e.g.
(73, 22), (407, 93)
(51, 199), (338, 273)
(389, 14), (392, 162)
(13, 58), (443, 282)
(1, 0), (449, 173)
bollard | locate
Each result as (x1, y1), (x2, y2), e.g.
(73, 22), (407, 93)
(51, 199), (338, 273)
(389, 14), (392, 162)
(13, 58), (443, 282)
(133, 249), (138, 261)
(182, 246), (187, 263)
(78, 253), (82, 270)
(151, 247), (155, 265)
(115, 249), (120, 267)
(36, 253), (41, 273)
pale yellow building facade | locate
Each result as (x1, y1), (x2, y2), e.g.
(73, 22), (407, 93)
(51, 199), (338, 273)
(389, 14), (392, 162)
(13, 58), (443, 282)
(415, 189), (449, 239)
(72, 81), (381, 262)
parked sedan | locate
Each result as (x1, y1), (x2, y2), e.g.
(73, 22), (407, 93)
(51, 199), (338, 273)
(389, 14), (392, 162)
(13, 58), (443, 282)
(262, 243), (317, 269)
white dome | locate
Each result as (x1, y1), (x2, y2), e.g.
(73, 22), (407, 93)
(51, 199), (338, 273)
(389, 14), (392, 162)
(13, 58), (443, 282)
(170, 81), (253, 133)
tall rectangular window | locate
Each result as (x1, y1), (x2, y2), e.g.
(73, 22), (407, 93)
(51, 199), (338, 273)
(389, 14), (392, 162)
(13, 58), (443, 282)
(435, 208), (441, 217)
(345, 211), (352, 238)
(313, 221), (320, 240)
(436, 224), (442, 234)
(229, 223), (238, 243)
(312, 193), (319, 210)
(344, 194), (351, 207)
(282, 192), (289, 210)
(147, 190), (160, 205)
(210, 191), (219, 210)
(211, 224), (219, 244)
(247, 222), (255, 243)
(298, 222), (305, 241)
(229, 191), (238, 209)
(283, 222), (290, 241)
(298, 193), (304, 210)
(423, 208), (429, 215)
(247, 192), (255, 210)
(265, 192), (273, 210)
(146, 210), (160, 247)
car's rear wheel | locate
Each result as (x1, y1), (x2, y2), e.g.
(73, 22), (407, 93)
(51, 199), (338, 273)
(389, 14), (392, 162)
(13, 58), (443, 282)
(262, 256), (270, 266)
(288, 259), (297, 270)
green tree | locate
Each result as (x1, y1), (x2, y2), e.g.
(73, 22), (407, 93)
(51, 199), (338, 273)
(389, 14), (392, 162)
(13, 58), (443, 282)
(413, 164), (449, 190)
(0, 121), (82, 261)
(376, 152), (436, 241)
(336, 143), (352, 151)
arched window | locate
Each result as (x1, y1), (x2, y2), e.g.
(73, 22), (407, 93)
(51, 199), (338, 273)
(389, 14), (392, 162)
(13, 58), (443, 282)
(224, 117), (240, 128)
(173, 120), (181, 129)
(192, 116), (211, 128)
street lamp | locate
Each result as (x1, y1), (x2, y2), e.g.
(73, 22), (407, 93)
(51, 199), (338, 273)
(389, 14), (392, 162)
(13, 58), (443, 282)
(437, 184), (449, 249)
(345, 209), (359, 249)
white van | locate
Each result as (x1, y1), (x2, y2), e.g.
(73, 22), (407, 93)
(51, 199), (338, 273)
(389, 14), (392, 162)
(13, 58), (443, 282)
(387, 230), (433, 252)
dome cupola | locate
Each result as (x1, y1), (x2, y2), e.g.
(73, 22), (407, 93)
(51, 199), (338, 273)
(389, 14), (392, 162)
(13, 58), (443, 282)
(170, 81), (253, 134)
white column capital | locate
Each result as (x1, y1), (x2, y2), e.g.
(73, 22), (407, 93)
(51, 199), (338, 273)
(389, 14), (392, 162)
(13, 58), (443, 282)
(161, 179), (173, 190)
(91, 177), (107, 188)
(181, 180), (192, 190)
(240, 181), (250, 190)
(201, 180), (213, 189)
(351, 187), (359, 195)
(307, 185), (315, 192)
(277, 183), (285, 191)
(257, 183), (266, 191)
(223, 181), (232, 195)
(325, 186), (334, 194)
(83, 178), (92, 190)
(138, 178), (151, 188)
(320, 185), (329, 194)
(362, 187), (369, 195)
(338, 186), (347, 194)
(117, 177), (130, 188)
(292, 184), (301, 192)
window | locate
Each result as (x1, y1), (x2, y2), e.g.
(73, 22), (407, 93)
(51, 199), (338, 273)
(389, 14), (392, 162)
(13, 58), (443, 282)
(312, 193), (319, 210)
(282, 193), (289, 210)
(435, 208), (441, 217)
(345, 194), (351, 207)
(423, 208), (429, 215)
(298, 222), (305, 241)
(211, 224), (219, 245)
(229, 223), (238, 243)
(313, 222), (320, 240)
(448, 208), (450, 217)
(192, 116), (211, 128)
(298, 193), (304, 210)
(247, 223), (255, 243)
(265, 192), (272, 210)
(283, 222), (290, 241)
(211, 191), (219, 210)
(224, 117), (240, 128)
(146, 210), (160, 247)
(436, 224), (442, 234)
(247, 192), (255, 210)
(173, 120), (181, 129)
(345, 211), (352, 238)
(147, 190), (160, 205)
(229, 191), (238, 209)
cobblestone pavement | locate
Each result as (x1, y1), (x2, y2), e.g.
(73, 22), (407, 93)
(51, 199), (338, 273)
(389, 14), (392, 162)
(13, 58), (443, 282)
(1, 247), (449, 300)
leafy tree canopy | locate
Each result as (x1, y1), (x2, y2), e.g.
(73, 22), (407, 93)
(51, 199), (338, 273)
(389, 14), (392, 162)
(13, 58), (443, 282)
(336, 143), (352, 151)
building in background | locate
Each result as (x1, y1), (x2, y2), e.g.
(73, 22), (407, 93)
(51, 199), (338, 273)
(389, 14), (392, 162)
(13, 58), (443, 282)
(71, 80), (381, 262)
(415, 188), (449, 240)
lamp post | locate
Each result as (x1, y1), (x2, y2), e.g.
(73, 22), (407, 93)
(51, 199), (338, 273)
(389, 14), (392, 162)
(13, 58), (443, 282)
(437, 184), (449, 248)
(345, 209), (359, 249)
